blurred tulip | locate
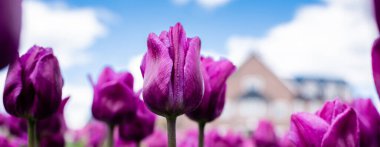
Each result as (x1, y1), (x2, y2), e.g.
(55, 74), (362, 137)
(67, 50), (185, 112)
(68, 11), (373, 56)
(119, 99), (156, 144)
(37, 97), (69, 147)
(178, 129), (198, 147)
(144, 130), (168, 147)
(205, 129), (244, 147)
(0, 135), (16, 147)
(91, 66), (137, 125)
(6, 116), (27, 138)
(372, 38), (380, 98)
(253, 120), (278, 147)
(351, 98), (380, 147)
(0, 0), (21, 69)
(91, 67), (138, 147)
(83, 120), (108, 147)
(186, 57), (235, 123)
(288, 100), (359, 147)
(3, 46), (64, 120)
(140, 22), (203, 147)
(185, 57), (235, 147)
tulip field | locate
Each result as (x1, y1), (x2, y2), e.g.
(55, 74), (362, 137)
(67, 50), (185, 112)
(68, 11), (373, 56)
(1, 0), (380, 147)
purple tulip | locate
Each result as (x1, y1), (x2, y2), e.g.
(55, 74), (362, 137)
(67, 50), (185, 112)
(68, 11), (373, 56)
(3, 45), (64, 120)
(91, 66), (138, 125)
(140, 22), (203, 117)
(37, 97), (69, 147)
(119, 99), (156, 143)
(351, 98), (380, 147)
(0, 0), (21, 69)
(140, 22), (203, 147)
(288, 100), (359, 147)
(253, 120), (278, 147)
(186, 57), (235, 123)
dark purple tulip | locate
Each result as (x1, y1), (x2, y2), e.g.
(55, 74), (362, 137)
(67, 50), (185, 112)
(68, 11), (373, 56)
(288, 100), (359, 147)
(0, 0), (21, 69)
(351, 98), (380, 147)
(3, 46), (64, 120)
(37, 97), (69, 147)
(91, 66), (138, 125)
(372, 38), (380, 96)
(186, 57), (235, 123)
(140, 23), (203, 117)
(119, 99), (156, 143)
(253, 120), (278, 147)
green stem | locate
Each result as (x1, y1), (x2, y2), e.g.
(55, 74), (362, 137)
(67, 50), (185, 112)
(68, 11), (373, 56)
(27, 118), (36, 147)
(107, 124), (115, 147)
(198, 122), (206, 147)
(166, 116), (177, 147)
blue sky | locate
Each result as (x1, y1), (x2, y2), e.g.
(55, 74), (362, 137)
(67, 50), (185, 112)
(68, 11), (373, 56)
(0, 0), (377, 129)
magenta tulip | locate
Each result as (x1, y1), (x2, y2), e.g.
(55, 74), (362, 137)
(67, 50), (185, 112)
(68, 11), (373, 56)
(253, 120), (278, 147)
(351, 98), (380, 147)
(185, 57), (235, 147)
(0, 0), (21, 69)
(91, 66), (138, 147)
(288, 100), (359, 147)
(140, 23), (203, 147)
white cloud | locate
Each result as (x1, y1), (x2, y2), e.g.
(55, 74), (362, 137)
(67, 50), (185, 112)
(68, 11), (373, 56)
(21, 0), (107, 68)
(196, 0), (231, 9)
(127, 55), (144, 91)
(172, 0), (231, 9)
(63, 84), (93, 129)
(227, 0), (377, 97)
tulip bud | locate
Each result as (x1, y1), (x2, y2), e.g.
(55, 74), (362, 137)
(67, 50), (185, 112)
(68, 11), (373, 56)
(3, 46), (64, 120)
(0, 0), (21, 69)
(253, 120), (278, 147)
(140, 23), (204, 117)
(91, 67), (138, 125)
(186, 57), (235, 123)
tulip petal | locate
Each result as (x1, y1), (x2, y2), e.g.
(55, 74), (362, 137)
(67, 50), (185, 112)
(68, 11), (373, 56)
(205, 58), (236, 91)
(182, 36), (203, 113)
(289, 112), (329, 147)
(142, 33), (173, 116)
(321, 108), (359, 147)
(372, 38), (380, 97)
(316, 99), (348, 124)
(29, 54), (63, 119)
(351, 99), (380, 147)
(3, 58), (25, 117)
